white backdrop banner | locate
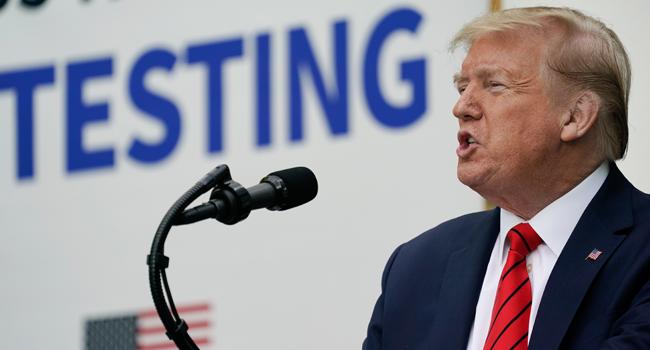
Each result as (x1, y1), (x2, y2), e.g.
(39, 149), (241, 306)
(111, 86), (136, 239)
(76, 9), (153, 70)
(1, 0), (649, 349)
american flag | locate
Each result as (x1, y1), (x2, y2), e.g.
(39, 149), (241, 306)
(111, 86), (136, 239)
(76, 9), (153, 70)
(587, 249), (602, 261)
(84, 302), (212, 350)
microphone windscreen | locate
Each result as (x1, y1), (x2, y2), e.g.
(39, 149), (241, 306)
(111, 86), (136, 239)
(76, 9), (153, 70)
(269, 167), (318, 210)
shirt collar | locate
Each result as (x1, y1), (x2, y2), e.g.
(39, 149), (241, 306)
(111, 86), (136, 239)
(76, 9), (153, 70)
(497, 161), (610, 263)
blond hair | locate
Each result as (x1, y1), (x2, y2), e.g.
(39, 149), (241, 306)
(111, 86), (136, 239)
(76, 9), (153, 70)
(450, 7), (630, 161)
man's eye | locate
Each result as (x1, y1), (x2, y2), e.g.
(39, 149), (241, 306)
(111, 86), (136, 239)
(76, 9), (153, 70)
(490, 82), (504, 88)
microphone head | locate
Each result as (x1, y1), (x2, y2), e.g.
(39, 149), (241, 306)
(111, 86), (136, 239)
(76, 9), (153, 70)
(265, 167), (318, 210)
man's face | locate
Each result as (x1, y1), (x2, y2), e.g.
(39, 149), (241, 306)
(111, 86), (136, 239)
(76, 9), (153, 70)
(453, 31), (565, 199)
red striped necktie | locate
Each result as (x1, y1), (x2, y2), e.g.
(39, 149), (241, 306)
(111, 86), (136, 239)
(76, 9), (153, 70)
(483, 223), (542, 350)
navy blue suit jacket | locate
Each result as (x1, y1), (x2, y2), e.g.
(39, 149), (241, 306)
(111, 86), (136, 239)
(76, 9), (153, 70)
(363, 164), (650, 349)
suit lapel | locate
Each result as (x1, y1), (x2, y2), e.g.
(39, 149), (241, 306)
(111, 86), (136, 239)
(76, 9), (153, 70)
(430, 209), (500, 349)
(529, 164), (633, 350)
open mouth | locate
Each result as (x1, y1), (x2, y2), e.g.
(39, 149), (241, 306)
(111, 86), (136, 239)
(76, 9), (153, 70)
(456, 132), (478, 157)
(458, 132), (477, 148)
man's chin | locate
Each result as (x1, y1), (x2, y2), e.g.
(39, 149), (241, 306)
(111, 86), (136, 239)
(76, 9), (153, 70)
(457, 167), (494, 196)
(457, 165), (484, 189)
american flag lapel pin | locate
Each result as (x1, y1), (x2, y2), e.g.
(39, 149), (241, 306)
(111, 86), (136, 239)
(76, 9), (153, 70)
(586, 248), (602, 261)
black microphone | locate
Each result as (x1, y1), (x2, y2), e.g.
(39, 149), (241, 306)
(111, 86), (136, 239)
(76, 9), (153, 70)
(174, 166), (318, 226)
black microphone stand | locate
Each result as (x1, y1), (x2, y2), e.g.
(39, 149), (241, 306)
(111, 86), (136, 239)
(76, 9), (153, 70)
(147, 164), (251, 350)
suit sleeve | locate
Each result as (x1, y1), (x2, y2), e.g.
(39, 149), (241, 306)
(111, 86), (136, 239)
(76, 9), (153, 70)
(599, 277), (650, 349)
(362, 244), (403, 350)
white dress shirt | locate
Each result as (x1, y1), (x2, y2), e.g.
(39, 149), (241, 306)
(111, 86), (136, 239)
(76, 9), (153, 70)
(466, 162), (610, 350)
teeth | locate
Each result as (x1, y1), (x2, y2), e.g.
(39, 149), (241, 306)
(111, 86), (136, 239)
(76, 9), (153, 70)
(468, 137), (475, 145)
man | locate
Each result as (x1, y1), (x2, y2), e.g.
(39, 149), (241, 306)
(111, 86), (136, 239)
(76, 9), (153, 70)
(363, 7), (650, 350)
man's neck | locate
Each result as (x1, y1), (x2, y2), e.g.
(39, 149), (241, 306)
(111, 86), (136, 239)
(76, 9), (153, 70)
(483, 159), (605, 221)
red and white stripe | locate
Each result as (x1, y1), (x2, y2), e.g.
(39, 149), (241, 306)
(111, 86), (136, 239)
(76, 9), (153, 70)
(137, 303), (212, 350)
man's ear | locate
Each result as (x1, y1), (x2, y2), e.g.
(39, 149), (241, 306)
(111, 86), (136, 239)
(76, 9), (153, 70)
(560, 91), (600, 142)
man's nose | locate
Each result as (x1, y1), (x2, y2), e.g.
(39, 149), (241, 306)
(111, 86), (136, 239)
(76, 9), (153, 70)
(453, 87), (483, 121)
